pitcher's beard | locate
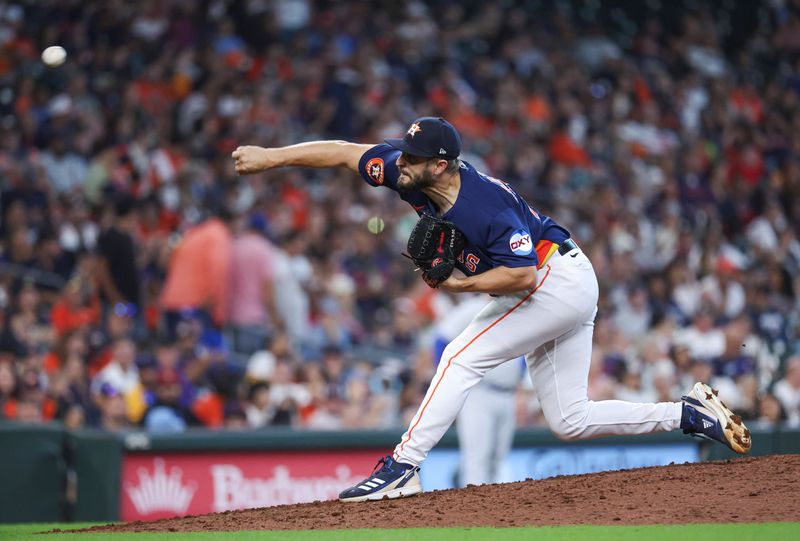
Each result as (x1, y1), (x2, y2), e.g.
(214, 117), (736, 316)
(398, 169), (436, 192)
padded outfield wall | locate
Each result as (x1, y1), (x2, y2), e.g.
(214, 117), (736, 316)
(0, 422), (797, 523)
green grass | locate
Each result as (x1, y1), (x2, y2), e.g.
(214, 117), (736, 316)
(1, 523), (798, 541)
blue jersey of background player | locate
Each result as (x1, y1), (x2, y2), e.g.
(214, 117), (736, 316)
(357, 119), (570, 278)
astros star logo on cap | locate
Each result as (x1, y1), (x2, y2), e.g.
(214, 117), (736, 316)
(406, 122), (422, 137)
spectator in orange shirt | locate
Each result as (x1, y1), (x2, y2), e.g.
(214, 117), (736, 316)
(548, 120), (592, 168)
(160, 209), (234, 339)
(50, 277), (101, 338)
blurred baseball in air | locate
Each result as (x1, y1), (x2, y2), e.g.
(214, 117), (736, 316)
(41, 46), (67, 67)
(367, 216), (385, 235)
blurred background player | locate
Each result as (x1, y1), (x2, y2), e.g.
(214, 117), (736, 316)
(433, 293), (524, 487)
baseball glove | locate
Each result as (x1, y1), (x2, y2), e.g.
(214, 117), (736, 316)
(404, 213), (466, 288)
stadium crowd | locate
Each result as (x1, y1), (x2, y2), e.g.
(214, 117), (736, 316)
(1, 0), (799, 434)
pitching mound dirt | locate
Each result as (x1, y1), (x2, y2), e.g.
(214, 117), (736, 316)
(81, 454), (799, 532)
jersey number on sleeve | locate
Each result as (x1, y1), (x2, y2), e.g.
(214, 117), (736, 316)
(458, 251), (480, 273)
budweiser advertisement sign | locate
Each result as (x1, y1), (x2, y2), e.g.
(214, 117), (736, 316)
(121, 450), (384, 521)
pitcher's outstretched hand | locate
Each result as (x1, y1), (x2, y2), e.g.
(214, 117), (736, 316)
(232, 146), (272, 175)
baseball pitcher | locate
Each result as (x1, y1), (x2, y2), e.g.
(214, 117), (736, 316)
(232, 116), (751, 502)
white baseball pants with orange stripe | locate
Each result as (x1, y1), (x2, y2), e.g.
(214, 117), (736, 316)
(394, 247), (683, 467)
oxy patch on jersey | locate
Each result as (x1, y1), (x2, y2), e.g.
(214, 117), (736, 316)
(365, 157), (385, 185)
(509, 229), (533, 255)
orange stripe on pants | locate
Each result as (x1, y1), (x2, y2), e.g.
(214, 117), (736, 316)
(396, 265), (553, 458)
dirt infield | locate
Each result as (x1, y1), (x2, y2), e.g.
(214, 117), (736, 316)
(85, 454), (799, 532)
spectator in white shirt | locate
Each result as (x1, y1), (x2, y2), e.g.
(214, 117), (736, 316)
(91, 337), (139, 395)
(773, 355), (800, 426)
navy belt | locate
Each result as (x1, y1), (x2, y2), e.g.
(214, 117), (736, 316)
(558, 238), (578, 255)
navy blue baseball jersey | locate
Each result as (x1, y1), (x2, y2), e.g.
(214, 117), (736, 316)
(359, 144), (570, 276)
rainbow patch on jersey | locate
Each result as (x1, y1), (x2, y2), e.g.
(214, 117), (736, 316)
(509, 229), (533, 255)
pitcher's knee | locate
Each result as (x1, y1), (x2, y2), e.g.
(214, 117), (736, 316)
(550, 422), (584, 441)
(547, 409), (590, 441)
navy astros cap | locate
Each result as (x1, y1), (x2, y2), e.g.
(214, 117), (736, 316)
(385, 117), (462, 160)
